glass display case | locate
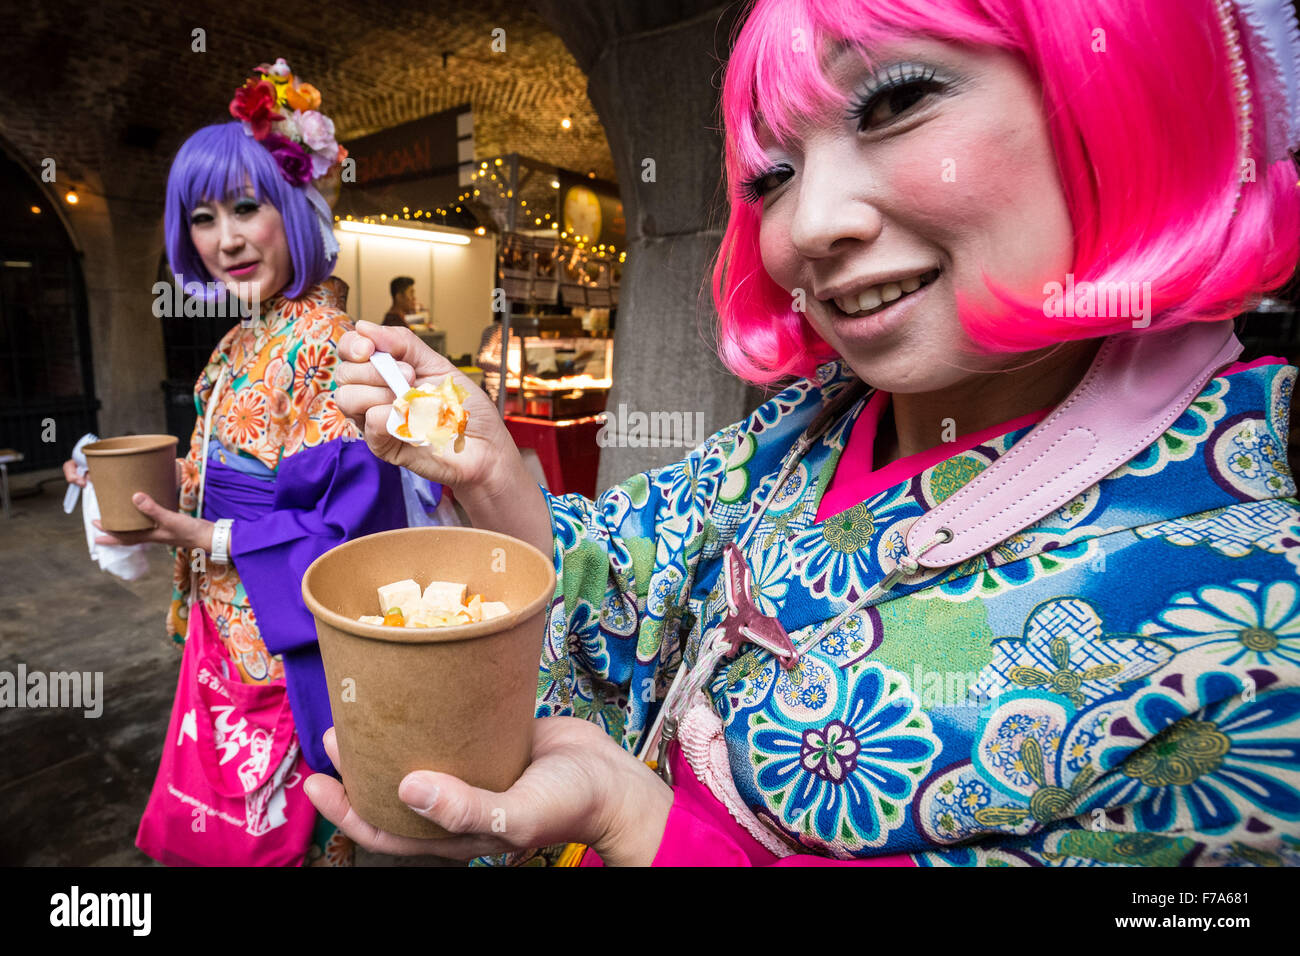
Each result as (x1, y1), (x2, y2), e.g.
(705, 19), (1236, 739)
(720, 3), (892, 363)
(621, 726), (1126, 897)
(502, 329), (613, 419)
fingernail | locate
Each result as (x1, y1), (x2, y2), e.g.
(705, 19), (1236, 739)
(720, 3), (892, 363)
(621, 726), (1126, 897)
(400, 775), (439, 812)
(132, 493), (145, 504)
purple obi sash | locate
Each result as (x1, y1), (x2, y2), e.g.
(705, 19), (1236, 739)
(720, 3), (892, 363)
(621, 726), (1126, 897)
(201, 437), (408, 774)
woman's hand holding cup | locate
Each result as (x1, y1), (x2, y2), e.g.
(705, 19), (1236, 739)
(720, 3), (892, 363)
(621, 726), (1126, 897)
(63, 458), (88, 488)
(305, 717), (674, 865)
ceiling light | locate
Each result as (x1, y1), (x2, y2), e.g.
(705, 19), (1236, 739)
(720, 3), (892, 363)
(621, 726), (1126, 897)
(337, 221), (470, 244)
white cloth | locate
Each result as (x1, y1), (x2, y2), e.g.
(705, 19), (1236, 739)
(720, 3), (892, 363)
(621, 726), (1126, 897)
(399, 467), (463, 528)
(67, 433), (150, 581)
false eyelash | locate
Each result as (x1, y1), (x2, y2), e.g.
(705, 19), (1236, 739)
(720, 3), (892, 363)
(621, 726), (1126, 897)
(846, 63), (941, 130)
(738, 175), (767, 205)
(739, 163), (794, 204)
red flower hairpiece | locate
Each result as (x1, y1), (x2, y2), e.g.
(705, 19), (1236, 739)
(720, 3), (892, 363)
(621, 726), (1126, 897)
(229, 79), (284, 142)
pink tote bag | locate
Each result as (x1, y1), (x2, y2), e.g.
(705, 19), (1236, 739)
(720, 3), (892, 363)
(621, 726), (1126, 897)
(135, 602), (316, 866)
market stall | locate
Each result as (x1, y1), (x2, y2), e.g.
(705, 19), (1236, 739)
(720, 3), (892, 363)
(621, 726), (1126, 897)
(329, 140), (626, 496)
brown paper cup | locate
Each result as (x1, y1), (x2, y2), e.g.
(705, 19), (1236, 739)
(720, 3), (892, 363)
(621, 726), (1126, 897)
(301, 526), (556, 839)
(82, 435), (179, 532)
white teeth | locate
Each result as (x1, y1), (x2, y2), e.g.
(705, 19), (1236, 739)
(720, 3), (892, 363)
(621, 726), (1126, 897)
(831, 269), (938, 316)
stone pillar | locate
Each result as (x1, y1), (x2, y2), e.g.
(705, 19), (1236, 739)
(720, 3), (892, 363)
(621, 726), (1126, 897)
(65, 170), (169, 440)
(535, 0), (769, 491)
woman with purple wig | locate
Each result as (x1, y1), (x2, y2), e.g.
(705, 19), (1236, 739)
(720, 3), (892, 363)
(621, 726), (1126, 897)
(316, 0), (1300, 866)
(73, 60), (411, 866)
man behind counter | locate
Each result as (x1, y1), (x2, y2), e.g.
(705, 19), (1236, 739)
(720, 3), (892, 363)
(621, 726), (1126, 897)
(382, 276), (420, 327)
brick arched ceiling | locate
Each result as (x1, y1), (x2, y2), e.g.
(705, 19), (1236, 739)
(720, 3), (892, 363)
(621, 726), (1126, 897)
(0, 0), (613, 203)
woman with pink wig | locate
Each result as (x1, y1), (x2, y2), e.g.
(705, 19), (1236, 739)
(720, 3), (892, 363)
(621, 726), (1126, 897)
(314, 0), (1300, 866)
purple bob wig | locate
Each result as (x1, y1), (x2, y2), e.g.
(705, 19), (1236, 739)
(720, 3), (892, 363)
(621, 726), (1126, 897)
(713, 0), (1300, 385)
(164, 121), (334, 300)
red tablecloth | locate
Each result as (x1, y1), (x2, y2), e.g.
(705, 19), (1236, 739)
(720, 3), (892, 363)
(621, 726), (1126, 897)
(503, 414), (603, 499)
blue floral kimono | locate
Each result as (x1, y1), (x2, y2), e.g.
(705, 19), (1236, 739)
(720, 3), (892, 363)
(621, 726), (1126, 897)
(538, 355), (1300, 865)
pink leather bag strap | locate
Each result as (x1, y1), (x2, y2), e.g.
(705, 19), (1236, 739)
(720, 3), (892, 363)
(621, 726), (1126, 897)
(908, 320), (1242, 568)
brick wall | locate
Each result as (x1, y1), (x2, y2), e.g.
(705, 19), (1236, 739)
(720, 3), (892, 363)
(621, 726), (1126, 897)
(0, 0), (611, 441)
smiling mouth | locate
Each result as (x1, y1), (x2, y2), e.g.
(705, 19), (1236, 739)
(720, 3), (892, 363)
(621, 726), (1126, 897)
(829, 268), (942, 318)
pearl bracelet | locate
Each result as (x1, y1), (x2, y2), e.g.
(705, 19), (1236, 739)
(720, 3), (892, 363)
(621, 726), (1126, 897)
(210, 518), (234, 565)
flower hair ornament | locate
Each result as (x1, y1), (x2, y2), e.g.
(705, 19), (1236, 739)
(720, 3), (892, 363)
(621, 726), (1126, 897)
(229, 57), (344, 257)
(1214, 0), (1300, 209)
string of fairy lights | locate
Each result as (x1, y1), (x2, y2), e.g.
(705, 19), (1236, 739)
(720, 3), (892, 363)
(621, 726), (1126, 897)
(330, 156), (627, 267)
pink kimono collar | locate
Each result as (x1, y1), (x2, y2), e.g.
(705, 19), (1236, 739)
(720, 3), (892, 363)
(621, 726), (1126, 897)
(907, 320), (1243, 569)
(817, 393), (1053, 521)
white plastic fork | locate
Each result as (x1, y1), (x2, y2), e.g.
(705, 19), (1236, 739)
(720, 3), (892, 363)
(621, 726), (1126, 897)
(369, 350), (412, 401)
(369, 350), (423, 445)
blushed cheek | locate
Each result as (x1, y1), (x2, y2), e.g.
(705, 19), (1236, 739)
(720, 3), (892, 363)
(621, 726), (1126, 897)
(882, 123), (1017, 233)
(254, 217), (291, 287)
(250, 218), (279, 255)
(961, 118), (1073, 277)
(965, 120), (1056, 206)
(888, 118), (1071, 281)
(758, 218), (797, 292)
(190, 229), (220, 277)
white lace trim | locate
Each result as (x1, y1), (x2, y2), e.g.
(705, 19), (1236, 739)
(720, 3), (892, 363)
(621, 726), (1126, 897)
(677, 690), (791, 858)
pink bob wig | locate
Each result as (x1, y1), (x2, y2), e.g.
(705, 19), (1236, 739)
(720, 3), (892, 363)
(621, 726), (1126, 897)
(712, 0), (1300, 385)
(164, 122), (335, 301)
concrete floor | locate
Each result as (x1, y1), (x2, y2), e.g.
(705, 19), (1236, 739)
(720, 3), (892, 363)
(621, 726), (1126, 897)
(0, 470), (456, 867)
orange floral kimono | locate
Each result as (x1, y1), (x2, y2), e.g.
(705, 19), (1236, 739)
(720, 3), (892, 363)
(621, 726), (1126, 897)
(164, 276), (372, 866)
(168, 277), (362, 676)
